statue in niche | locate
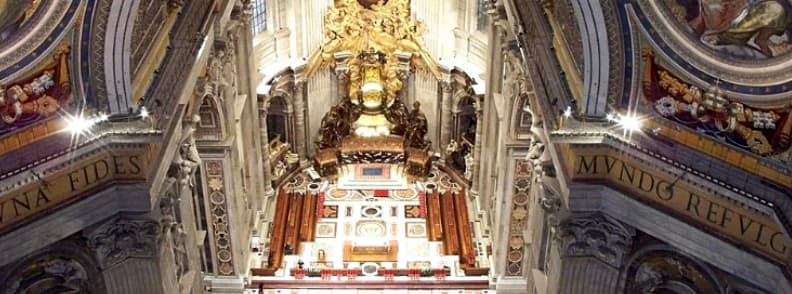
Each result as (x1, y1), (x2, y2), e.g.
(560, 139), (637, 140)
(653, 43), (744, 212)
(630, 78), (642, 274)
(668, 0), (792, 57)
(404, 101), (429, 148)
(172, 224), (189, 281)
(385, 98), (409, 135)
(172, 115), (202, 192)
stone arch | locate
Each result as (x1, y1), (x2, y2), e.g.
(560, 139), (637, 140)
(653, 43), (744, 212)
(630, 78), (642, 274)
(195, 93), (227, 141)
(454, 95), (478, 145)
(265, 95), (294, 147)
(511, 92), (535, 140)
(0, 239), (106, 294)
(262, 72), (296, 148)
(569, 0), (610, 117)
(619, 243), (725, 294)
(103, 0), (142, 114)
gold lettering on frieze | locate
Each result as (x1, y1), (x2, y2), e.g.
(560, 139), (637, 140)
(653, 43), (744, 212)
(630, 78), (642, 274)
(573, 152), (791, 262)
(0, 150), (148, 231)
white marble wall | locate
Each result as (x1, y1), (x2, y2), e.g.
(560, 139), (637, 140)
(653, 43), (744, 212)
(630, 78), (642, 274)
(306, 69), (334, 156)
(414, 71), (440, 147)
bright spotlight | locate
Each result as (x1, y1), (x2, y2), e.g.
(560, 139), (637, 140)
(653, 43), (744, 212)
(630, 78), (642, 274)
(618, 114), (642, 132)
(563, 106), (573, 118)
(139, 106), (149, 119)
(65, 115), (94, 135)
(606, 113), (616, 122)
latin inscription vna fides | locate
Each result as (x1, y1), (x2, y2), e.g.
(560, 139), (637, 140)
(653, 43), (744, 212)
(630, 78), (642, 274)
(0, 149), (148, 232)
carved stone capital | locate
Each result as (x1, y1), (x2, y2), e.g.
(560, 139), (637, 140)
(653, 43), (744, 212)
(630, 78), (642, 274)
(85, 218), (161, 269)
(559, 214), (635, 267)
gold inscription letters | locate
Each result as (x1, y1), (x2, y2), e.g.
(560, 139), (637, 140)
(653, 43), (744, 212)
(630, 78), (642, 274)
(0, 150), (148, 231)
(571, 149), (791, 262)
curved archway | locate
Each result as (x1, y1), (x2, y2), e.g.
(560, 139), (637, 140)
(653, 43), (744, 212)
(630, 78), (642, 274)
(103, 0), (141, 114)
(196, 94), (227, 141)
(266, 95), (293, 147)
(0, 240), (106, 294)
(620, 244), (724, 294)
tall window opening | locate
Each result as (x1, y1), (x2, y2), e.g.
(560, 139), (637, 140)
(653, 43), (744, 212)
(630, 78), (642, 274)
(252, 0), (267, 34)
(477, 0), (489, 32)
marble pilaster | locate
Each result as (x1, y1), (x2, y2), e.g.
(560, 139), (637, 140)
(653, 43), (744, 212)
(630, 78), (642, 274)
(293, 80), (308, 158)
(556, 214), (635, 294)
(258, 107), (275, 197)
(333, 51), (352, 102)
(439, 79), (453, 150)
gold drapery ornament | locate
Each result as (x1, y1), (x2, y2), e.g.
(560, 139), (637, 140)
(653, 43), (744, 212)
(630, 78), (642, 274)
(304, 0), (440, 99)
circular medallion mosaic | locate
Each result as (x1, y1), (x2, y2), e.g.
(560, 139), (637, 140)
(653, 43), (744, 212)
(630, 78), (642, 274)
(513, 192), (530, 206)
(392, 188), (417, 200)
(327, 187), (351, 200)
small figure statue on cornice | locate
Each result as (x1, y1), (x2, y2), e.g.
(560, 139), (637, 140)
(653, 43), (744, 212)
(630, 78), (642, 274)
(171, 115), (202, 191)
(316, 106), (342, 149)
(172, 224), (189, 281)
(404, 101), (429, 148)
(385, 98), (409, 135)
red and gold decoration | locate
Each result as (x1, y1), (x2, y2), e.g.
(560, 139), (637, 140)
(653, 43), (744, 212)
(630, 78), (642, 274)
(305, 0), (440, 90)
(0, 44), (71, 138)
(642, 49), (792, 157)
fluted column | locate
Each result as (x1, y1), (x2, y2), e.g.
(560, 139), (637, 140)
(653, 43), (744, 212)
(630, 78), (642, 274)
(469, 100), (484, 193)
(293, 81), (308, 158)
(334, 51), (352, 102)
(258, 108), (275, 197)
(472, 1), (504, 195)
(439, 80), (453, 150)
(556, 214), (635, 294)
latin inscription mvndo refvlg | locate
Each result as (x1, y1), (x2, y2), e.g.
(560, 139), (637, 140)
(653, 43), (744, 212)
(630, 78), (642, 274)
(574, 152), (790, 262)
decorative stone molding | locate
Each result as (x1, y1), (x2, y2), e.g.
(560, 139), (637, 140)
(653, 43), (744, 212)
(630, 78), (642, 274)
(504, 159), (533, 276)
(265, 73), (295, 108)
(203, 159), (236, 275)
(560, 214), (635, 268)
(208, 40), (238, 105)
(85, 218), (161, 269)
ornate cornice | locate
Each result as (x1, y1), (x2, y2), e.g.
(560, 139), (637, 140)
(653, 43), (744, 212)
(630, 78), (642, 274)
(560, 213), (635, 267)
(85, 217), (161, 269)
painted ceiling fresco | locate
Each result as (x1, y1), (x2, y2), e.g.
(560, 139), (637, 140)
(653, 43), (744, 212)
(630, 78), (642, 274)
(662, 0), (792, 59)
(0, 0), (43, 42)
